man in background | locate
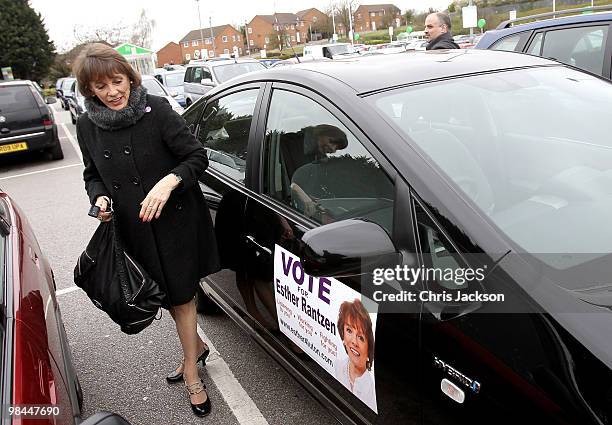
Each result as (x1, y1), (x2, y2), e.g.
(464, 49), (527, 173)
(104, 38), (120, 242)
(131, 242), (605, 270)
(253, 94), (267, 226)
(424, 12), (460, 50)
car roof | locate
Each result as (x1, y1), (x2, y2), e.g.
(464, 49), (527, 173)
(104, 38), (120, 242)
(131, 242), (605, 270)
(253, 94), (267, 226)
(0, 80), (35, 87)
(478, 11), (612, 46)
(229, 49), (560, 94)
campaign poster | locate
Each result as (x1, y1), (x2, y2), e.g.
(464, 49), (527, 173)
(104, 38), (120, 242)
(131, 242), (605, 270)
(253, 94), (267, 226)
(274, 245), (378, 413)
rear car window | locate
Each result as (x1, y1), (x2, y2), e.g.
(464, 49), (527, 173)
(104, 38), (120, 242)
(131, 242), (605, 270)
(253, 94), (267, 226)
(490, 33), (524, 51)
(212, 62), (266, 83)
(141, 79), (166, 96)
(0, 85), (39, 113)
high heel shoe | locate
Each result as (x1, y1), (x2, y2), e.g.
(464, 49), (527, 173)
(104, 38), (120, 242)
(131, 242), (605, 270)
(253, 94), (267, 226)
(166, 346), (210, 383)
(185, 379), (211, 417)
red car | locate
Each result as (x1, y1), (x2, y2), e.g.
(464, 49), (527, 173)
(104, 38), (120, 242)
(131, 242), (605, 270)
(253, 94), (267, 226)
(0, 191), (82, 424)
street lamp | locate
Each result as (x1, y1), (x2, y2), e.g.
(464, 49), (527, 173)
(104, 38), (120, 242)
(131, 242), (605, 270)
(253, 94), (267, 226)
(195, 0), (205, 58)
(209, 17), (216, 55)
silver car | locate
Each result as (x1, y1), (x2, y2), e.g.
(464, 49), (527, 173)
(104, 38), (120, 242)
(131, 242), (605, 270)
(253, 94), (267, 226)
(182, 59), (265, 107)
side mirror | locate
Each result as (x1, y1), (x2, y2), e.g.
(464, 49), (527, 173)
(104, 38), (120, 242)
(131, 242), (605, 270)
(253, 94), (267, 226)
(45, 97), (57, 104)
(80, 412), (132, 425)
(200, 78), (213, 85)
(301, 219), (400, 278)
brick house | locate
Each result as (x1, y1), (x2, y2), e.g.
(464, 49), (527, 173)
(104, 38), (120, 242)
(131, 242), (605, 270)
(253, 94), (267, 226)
(353, 4), (402, 33)
(246, 8), (327, 51)
(156, 42), (182, 67)
(296, 8), (331, 37)
(179, 24), (244, 62)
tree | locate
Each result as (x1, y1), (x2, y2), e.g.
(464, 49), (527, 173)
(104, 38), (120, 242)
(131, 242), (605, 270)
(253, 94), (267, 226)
(130, 9), (155, 48)
(404, 9), (416, 25)
(0, 0), (55, 81)
(72, 23), (131, 46)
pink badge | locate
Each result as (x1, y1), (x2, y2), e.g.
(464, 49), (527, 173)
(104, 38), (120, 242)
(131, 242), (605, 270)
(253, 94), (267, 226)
(145, 106), (151, 113)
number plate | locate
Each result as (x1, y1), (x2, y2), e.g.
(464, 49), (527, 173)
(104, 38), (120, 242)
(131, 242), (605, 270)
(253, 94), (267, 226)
(0, 142), (28, 154)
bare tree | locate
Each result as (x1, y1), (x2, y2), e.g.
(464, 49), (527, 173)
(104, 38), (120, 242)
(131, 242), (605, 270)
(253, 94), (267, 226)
(332, 0), (359, 36)
(72, 23), (130, 46)
(130, 9), (156, 48)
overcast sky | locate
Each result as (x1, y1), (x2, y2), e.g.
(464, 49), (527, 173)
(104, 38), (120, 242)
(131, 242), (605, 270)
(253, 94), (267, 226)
(29, 0), (451, 52)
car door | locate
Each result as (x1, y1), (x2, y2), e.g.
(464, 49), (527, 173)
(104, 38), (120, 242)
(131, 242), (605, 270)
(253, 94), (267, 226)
(231, 82), (423, 424)
(524, 22), (612, 79)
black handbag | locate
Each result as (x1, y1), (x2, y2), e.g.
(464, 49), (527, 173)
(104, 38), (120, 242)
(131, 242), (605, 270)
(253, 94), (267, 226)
(74, 214), (166, 334)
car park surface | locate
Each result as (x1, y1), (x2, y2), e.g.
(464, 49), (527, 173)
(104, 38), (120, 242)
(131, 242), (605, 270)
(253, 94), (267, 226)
(180, 50), (612, 425)
(475, 7), (612, 79)
(0, 190), (82, 425)
(0, 80), (63, 160)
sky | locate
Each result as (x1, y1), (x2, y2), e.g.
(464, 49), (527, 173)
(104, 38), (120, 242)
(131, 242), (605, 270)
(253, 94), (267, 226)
(29, 0), (451, 52)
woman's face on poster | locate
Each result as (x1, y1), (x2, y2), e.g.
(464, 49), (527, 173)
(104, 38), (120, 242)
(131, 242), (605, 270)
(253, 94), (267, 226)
(342, 318), (368, 370)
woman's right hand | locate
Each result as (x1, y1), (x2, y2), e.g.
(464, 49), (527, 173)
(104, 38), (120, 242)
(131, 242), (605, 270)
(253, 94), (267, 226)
(95, 196), (112, 222)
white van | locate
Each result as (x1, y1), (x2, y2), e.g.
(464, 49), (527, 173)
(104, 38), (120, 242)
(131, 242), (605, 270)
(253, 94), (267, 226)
(302, 43), (359, 59)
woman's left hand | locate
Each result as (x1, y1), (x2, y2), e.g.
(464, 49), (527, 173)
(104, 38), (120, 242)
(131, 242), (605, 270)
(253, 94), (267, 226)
(139, 174), (180, 222)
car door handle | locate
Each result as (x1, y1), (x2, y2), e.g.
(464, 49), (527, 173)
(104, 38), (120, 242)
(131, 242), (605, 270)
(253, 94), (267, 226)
(245, 235), (272, 255)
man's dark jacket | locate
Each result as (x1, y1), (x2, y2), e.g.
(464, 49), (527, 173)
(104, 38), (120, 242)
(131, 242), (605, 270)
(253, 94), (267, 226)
(426, 32), (460, 50)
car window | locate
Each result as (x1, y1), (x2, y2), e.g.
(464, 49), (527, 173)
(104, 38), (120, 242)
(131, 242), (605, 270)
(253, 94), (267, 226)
(184, 68), (193, 83)
(263, 89), (394, 232)
(62, 79), (75, 91)
(414, 200), (473, 292)
(373, 66), (612, 269)
(526, 32), (543, 55)
(202, 68), (212, 81)
(490, 33), (523, 52)
(541, 25), (608, 75)
(197, 89), (259, 183)
(141, 79), (166, 96)
(212, 62), (266, 83)
(0, 85), (38, 112)
(192, 67), (203, 83)
(165, 72), (186, 87)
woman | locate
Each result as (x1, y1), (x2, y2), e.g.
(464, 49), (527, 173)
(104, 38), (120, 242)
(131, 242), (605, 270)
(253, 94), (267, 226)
(73, 44), (219, 417)
(335, 299), (377, 412)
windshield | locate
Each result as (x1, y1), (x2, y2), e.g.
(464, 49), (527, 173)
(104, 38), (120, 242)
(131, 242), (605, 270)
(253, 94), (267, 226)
(0, 85), (38, 112)
(62, 79), (75, 91)
(373, 67), (612, 268)
(213, 62), (266, 83)
(142, 79), (167, 96)
(165, 72), (186, 87)
(327, 44), (354, 55)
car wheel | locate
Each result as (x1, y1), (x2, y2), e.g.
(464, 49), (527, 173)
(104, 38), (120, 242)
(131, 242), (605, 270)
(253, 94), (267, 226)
(196, 285), (222, 315)
(47, 140), (64, 160)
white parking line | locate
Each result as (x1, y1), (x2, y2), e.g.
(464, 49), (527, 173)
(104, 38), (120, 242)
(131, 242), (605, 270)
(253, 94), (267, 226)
(0, 163), (82, 181)
(60, 123), (82, 162)
(56, 286), (80, 296)
(196, 324), (269, 425)
(55, 286), (269, 424)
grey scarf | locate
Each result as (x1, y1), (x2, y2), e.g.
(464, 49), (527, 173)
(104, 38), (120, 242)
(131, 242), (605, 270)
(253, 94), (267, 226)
(85, 85), (148, 131)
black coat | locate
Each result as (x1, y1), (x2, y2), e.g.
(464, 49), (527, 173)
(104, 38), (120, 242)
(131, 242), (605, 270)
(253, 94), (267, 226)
(426, 33), (460, 50)
(77, 95), (220, 306)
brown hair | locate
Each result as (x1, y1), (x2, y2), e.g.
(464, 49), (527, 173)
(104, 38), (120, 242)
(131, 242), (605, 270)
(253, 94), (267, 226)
(337, 299), (375, 370)
(72, 43), (141, 97)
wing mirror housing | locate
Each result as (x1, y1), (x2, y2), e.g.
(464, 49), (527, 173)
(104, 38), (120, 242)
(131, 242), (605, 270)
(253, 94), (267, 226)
(200, 78), (213, 85)
(301, 219), (400, 278)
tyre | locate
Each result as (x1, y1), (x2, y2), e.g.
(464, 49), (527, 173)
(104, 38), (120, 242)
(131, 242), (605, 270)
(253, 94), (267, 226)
(47, 140), (64, 160)
(195, 285), (222, 315)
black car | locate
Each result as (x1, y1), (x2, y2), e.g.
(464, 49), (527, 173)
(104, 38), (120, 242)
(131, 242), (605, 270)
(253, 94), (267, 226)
(183, 50), (612, 425)
(475, 6), (612, 80)
(0, 80), (63, 160)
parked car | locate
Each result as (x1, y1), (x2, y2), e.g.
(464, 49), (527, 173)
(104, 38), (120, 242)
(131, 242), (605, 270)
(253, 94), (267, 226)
(182, 50), (612, 425)
(153, 69), (187, 106)
(55, 77), (66, 97)
(67, 80), (87, 125)
(140, 75), (184, 114)
(57, 77), (76, 110)
(0, 190), (83, 424)
(0, 80), (63, 160)
(270, 57), (332, 67)
(363, 42), (408, 55)
(182, 58), (266, 106)
(302, 43), (360, 59)
(475, 7), (612, 79)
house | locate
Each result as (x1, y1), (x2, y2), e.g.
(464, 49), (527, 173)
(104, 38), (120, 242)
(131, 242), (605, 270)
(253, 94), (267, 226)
(296, 8), (330, 37)
(246, 8), (327, 51)
(353, 4), (402, 32)
(179, 24), (244, 61)
(156, 42), (182, 67)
